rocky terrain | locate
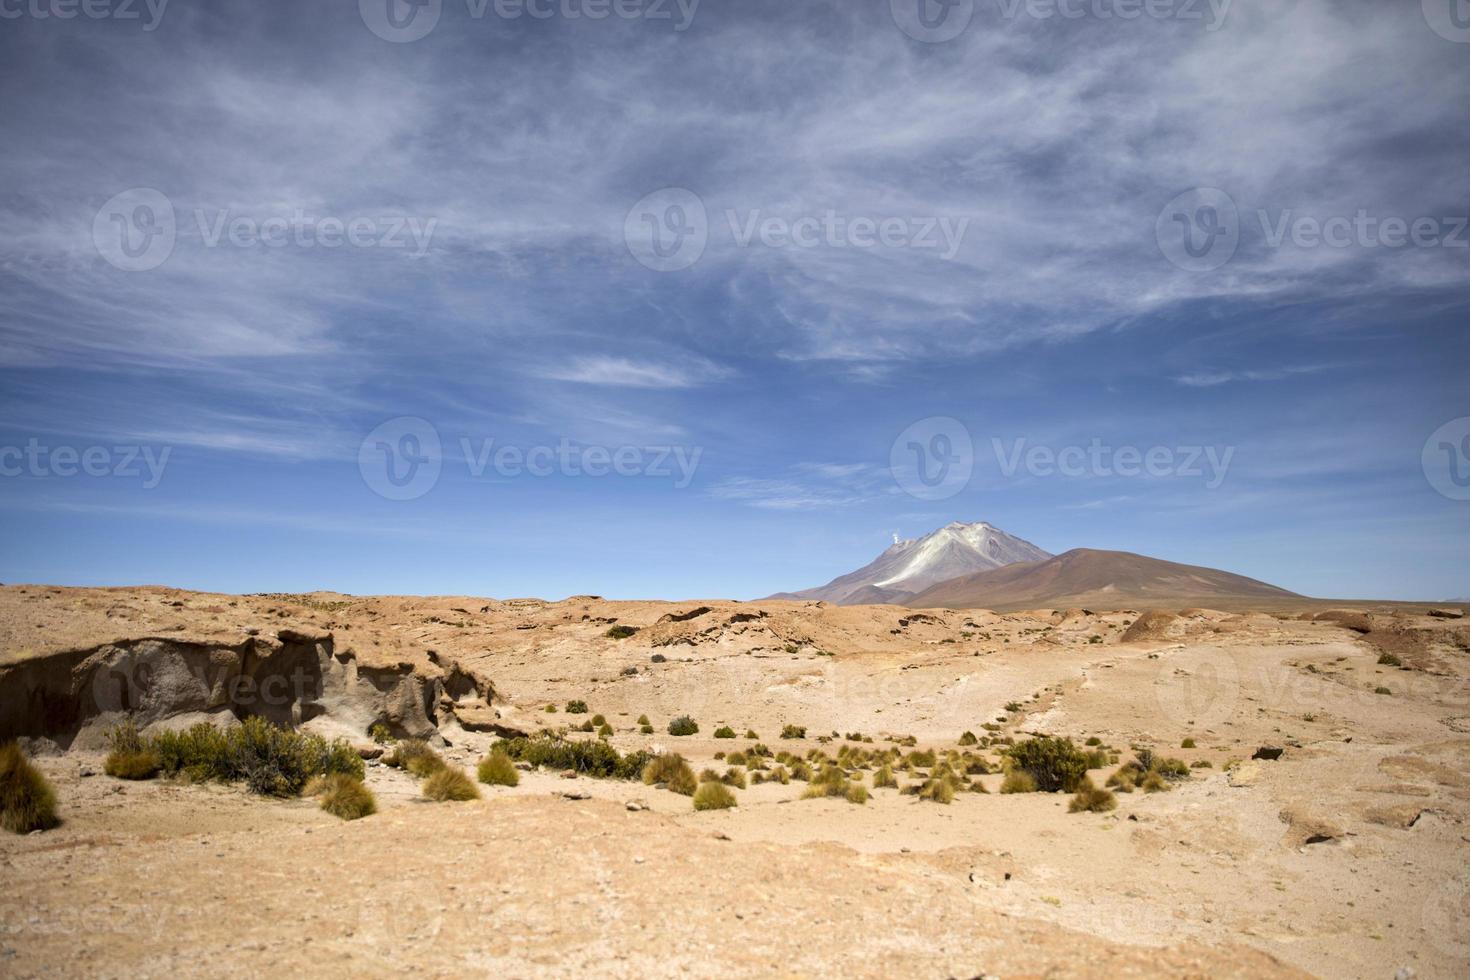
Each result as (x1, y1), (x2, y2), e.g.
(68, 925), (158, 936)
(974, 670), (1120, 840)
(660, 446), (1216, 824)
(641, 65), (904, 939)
(1, 584), (1468, 978)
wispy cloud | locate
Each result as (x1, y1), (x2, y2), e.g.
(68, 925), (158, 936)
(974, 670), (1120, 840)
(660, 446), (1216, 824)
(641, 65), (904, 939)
(534, 355), (729, 389)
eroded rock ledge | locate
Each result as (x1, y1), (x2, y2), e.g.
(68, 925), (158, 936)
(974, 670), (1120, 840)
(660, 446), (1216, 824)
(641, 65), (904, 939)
(0, 627), (495, 749)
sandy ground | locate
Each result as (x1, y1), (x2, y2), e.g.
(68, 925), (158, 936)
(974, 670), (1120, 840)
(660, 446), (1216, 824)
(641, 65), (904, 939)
(1, 586), (1467, 978)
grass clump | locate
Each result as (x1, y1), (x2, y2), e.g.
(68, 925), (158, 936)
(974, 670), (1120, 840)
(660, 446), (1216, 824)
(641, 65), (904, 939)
(1068, 779), (1117, 813)
(642, 753), (697, 796)
(318, 774), (377, 820)
(693, 781), (737, 810)
(1180, 738), (1196, 749)
(713, 726), (736, 739)
(384, 739), (447, 778)
(873, 764), (897, 788)
(958, 731), (978, 746)
(477, 750), (520, 787)
(423, 767), (481, 802)
(802, 765), (867, 804)
(1000, 769), (1037, 794)
(565, 700), (589, 714)
(1005, 736), (1089, 793)
(780, 724), (806, 740)
(104, 721), (160, 780)
(1377, 652), (1402, 667)
(668, 716), (699, 737)
(1, 743), (59, 834)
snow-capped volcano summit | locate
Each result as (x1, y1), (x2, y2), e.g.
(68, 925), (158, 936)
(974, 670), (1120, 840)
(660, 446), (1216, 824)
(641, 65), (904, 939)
(769, 521), (1052, 605)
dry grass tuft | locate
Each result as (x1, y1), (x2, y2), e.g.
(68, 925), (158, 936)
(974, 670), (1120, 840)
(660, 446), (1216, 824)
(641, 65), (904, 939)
(692, 781), (738, 810)
(423, 767), (481, 802)
(320, 774), (377, 820)
(0, 743), (58, 834)
(477, 750), (520, 787)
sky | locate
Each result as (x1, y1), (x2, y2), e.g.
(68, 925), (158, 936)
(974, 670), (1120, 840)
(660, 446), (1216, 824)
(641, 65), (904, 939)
(0, 0), (1466, 601)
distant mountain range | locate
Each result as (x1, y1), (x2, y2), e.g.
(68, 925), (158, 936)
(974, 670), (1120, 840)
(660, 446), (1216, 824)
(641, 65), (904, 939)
(767, 522), (1051, 605)
(772, 521), (1298, 610)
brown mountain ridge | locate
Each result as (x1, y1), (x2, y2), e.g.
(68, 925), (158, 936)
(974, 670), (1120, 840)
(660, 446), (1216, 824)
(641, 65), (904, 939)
(905, 548), (1300, 611)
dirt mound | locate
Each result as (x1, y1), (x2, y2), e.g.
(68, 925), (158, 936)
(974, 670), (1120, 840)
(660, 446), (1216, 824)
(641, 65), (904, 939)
(1120, 610), (1178, 643)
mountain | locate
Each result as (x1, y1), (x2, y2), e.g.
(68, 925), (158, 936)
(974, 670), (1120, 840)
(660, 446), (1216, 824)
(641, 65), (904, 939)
(905, 548), (1299, 611)
(769, 522), (1052, 605)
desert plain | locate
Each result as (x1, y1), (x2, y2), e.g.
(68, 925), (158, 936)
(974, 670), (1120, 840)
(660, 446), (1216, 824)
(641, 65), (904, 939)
(1, 584), (1467, 978)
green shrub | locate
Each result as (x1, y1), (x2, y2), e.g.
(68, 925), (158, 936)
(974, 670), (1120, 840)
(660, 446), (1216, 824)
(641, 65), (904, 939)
(642, 753), (696, 796)
(780, 724), (806, 740)
(423, 767), (480, 802)
(104, 721), (160, 780)
(639, 724), (655, 734)
(744, 730), (759, 740)
(477, 751), (520, 787)
(713, 726), (736, 739)
(1377, 652), (1402, 667)
(319, 775), (377, 820)
(958, 731), (978, 746)
(1374, 686), (1392, 695)
(369, 722), (396, 744)
(692, 781), (737, 810)
(1068, 779), (1116, 813)
(590, 714), (606, 727)
(999, 769), (1037, 793)
(597, 724), (613, 738)
(1084, 736), (1102, 746)
(1006, 736), (1089, 792)
(565, 700), (589, 714)
(1180, 738), (1196, 749)
(636, 714), (650, 726)
(0, 743), (58, 834)
(497, 734), (642, 778)
(384, 739), (447, 778)
(605, 625), (638, 640)
(668, 716), (699, 737)
(149, 718), (363, 797)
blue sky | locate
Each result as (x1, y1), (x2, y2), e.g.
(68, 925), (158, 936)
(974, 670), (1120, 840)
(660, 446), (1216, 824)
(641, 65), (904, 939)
(0, 0), (1466, 601)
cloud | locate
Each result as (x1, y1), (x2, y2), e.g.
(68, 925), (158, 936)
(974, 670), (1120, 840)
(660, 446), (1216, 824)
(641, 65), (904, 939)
(534, 355), (729, 389)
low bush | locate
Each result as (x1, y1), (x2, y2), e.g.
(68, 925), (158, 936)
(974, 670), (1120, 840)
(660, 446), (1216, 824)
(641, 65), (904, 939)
(150, 718), (362, 796)
(668, 716), (699, 737)
(713, 726), (737, 739)
(1068, 779), (1117, 813)
(958, 731), (978, 746)
(319, 775), (377, 820)
(1377, 652), (1402, 667)
(0, 743), (58, 834)
(692, 781), (737, 810)
(744, 730), (759, 740)
(606, 625), (639, 640)
(423, 767), (481, 802)
(1180, 738), (1196, 749)
(780, 724), (806, 740)
(477, 751), (520, 787)
(1006, 736), (1088, 793)
(496, 734), (649, 779)
(590, 714), (606, 727)
(565, 700), (589, 714)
